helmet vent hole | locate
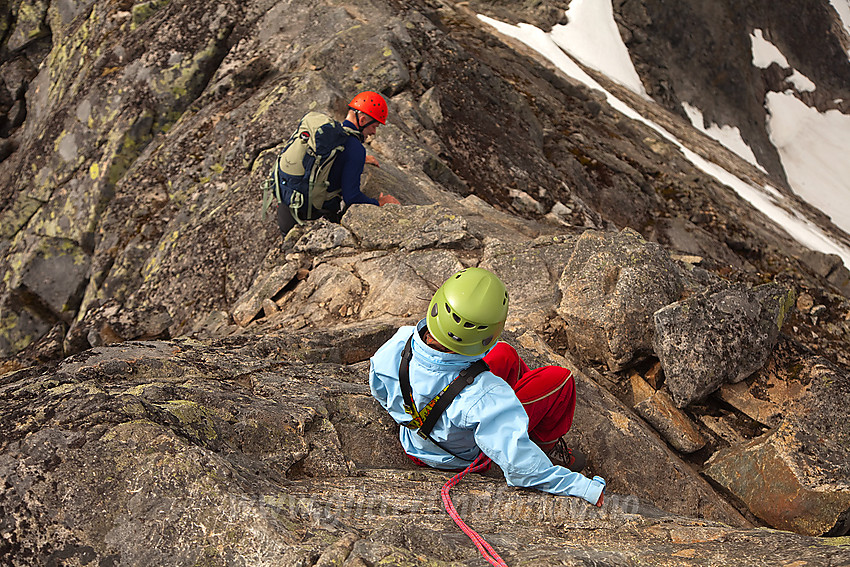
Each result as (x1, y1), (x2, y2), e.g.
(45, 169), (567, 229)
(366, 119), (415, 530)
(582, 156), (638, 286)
(452, 313), (461, 324)
(444, 303), (452, 314)
(463, 322), (475, 328)
(431, 304), (438, 318)
(448, 332), (462, 342)
(482, 335), (494, 347)
(478, 325), (488, 330)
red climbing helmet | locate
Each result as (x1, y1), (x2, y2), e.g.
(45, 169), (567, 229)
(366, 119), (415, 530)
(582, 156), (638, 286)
(349, 91), (388, 124)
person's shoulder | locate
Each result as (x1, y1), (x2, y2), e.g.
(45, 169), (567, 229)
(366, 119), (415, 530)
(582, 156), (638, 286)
(392, 325), (415, 341)
(471, 370), (518, 401)
(343, 132), (365, 152)
(375, 326), (415, 354)
(479, 370), (513, 389)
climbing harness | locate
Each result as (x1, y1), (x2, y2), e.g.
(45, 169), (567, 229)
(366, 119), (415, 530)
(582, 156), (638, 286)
(398, 332), (509, 566)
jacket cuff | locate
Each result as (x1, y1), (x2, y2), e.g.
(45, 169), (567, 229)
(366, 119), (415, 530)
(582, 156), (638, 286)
(581, 478), (605, 505)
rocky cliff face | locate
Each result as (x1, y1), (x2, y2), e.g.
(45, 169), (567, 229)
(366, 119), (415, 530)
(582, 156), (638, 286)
(614, 0), (850, 186)
(2, 0), (850, 564)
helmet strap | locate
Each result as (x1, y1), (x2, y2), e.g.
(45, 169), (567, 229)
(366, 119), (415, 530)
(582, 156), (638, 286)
(354, 110), (378, 132)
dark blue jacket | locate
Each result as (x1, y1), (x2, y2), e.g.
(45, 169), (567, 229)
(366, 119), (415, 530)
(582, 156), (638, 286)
(324, 120), (379, 210)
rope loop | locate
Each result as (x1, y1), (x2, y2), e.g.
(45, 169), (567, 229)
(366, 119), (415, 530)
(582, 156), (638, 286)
(440, 453), (509, 567)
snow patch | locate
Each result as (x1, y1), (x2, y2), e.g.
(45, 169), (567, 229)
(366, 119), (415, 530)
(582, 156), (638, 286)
(548, 0), (650, 99)
(751, 29), (817, 92)
(477, 14), (850, 267)
(787, 70), (816, 92)
(682, 102), (765, 172)
(766, 91), (850, 235)
(478, 16), (605, 92)
(751, 29), (789, 68)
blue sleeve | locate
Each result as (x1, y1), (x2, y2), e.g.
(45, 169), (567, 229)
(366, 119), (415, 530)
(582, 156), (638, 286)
(338, 136), (379, 206)
(467, 380), (605, 505)
(369, 327), (412, 423)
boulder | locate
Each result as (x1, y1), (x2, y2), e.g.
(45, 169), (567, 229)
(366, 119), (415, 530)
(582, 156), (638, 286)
(705, 357), (850, 536)
(558, 228), (684, 371)
(481, 234), (577, 331)
(795, 251), (850, 298)
(0, 236), (91, 356)
(828, 263), (850, 297)
(0, 292), (55, 357)
(6, 0), (50, 52)
(706, 419), (850, 537)
(798, 250), (844, 279)
(292, 217), (358, 254)
(15, 236), (91, 319)
(341, 203), (478, 251)
(63, 298), (172, 354)
(630, 373), (706, 454)
(513, 331), (747, 527)
(355, 249), (463, 322)
(653, 282), (795, 407)
(232, 262), (299, 326)
(288, 261), (366, 325)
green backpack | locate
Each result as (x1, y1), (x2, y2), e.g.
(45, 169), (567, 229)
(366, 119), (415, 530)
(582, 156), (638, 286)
(262, 111), (361, 224)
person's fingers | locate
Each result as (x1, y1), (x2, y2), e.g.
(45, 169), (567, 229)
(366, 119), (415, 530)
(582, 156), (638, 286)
(378, 193), (401, 206)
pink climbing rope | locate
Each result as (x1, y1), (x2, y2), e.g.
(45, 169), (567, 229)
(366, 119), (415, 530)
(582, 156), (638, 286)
(440, 453), (509, 567)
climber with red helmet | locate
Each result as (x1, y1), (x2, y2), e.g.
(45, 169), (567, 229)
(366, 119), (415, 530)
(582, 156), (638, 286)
(276, 91), (400, 237)
(347, 90), (388, 137)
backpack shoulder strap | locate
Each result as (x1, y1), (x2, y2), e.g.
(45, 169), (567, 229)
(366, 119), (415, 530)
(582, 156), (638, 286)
(343, 125), (364, 142)
(418, 358), (488, 439)
(399, 335), (416, 418)
(398, 332), (490, 458)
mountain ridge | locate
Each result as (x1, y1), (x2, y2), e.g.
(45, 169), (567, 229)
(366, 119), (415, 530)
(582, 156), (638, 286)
(1, 0), (850, 563)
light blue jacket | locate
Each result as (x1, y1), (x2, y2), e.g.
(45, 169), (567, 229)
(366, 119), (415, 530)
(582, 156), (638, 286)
(369, 320), (605, 505)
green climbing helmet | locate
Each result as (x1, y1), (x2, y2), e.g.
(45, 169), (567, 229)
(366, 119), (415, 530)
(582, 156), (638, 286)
(426, 267), (509, 356)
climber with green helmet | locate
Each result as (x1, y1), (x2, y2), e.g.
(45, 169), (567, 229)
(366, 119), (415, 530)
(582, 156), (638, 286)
(276, 91), (400, 236)
(369, 267), (606, 507)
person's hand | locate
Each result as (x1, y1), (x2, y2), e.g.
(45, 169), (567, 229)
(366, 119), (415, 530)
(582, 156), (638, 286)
(592, 475), (606, 507)
(365, 155), (380, 167)
(378, 192), (400, 206)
